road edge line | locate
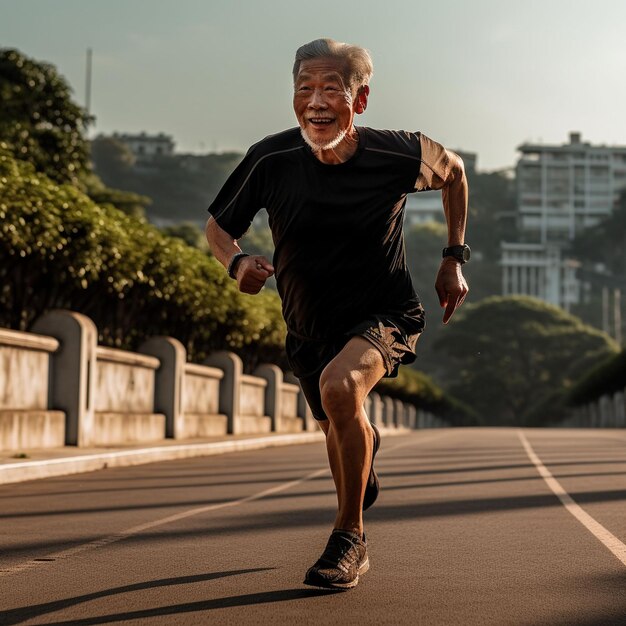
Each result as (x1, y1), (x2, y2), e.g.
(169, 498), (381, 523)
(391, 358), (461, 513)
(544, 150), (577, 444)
(0, 433), (329, 485)
(0, 428), (417, 485)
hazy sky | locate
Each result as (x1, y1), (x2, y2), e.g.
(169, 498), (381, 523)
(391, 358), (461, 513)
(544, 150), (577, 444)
(2, 0), (625, 170)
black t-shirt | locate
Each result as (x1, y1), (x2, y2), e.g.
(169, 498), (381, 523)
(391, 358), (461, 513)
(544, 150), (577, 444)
(208, 126), (451, 340)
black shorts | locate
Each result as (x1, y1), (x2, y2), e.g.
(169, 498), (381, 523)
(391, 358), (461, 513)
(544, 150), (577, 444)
(287, 307), (425, 421)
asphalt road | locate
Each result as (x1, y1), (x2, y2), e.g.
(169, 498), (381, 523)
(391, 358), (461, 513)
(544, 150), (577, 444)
(1, 428), (626, 626)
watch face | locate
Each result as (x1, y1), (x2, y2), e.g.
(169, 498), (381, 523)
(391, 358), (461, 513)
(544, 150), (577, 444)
(443, 245), (471, 263)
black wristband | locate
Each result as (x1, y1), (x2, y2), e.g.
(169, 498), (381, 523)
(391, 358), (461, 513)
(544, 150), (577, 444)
(442, 244), (471, 264)
(227, 252), (249, 279)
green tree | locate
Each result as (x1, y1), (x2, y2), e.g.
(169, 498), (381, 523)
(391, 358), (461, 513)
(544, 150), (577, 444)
(0, 48), (92, 185)
(405, 221), (447, 314)
(433, 296), (618, 425)
(0, 145), (287, 369)
(90, 139), (244, 223)
(240, 211), (275, 259)
(162, 222), (208, 250)
(571, 189), (626, 276)
(89, 136), (136, 179)
(465, 168), (516, 262)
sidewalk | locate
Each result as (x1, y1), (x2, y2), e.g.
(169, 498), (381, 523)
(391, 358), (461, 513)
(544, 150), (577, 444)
(0, 427), (407, 485)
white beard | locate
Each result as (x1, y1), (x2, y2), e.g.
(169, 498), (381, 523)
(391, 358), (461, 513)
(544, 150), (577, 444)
(300, 127), (348, 152)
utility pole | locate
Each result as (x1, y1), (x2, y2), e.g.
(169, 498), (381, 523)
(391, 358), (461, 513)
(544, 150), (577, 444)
(85, 48), (93, 118)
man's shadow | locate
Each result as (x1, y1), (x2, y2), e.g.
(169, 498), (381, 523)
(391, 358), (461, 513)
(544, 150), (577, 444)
(1, 568), (341, 625)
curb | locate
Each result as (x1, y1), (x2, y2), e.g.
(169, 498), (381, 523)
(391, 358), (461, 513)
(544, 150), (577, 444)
(0, 432), (326, 485)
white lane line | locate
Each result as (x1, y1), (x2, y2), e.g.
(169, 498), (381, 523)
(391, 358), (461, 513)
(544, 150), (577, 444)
(0, 429), (449, 577)
(518, 429), (626, 568)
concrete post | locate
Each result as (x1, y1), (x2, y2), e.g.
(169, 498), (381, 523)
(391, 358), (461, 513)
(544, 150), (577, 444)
(298, 387), (318, 431)
(383, 396), (395, 428)
(364, 395), (372, 420)
(254, 364), (282, 432)
(407, 404), (417, 429)
(203, 351), (242, 434)
(368, 392), (383, 427)
(600, 395), (612, 428)
(284, 372), (319, 432)
(394, 399), (404, 428)
(139, 336), (186, 439)
(615, 391), (626, 428)
(32, 310), (97, 447)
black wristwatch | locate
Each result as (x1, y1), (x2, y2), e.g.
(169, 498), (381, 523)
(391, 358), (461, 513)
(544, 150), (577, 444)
(227, 252), (249, 279)
(442, 244), (471, 264)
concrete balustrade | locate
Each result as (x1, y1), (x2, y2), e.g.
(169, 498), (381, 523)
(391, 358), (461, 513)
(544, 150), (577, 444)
(406, 405), (417, 429)
(92, 346), (165, 446)
(383, 396), (395, 428)
(139, 336), (185, 438)
(278, 380), (304, 433)
(239, 374), (271, 434)
(613, 391), (626, 428)
(563, 387), (626, 429)
(0, 310), (433, 452)
(0, 328), (65, 450)
(181, 363), (227, 437)
(393, 399), (405, 428)
(368, 392), (384, 428)
(203, 350), (242, 435)
(32, 310), (97, 447)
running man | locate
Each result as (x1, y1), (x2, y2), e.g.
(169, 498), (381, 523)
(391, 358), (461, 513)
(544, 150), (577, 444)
(205, 38), (469, 589)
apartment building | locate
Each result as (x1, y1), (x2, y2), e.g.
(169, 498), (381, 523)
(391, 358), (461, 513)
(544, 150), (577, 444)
(502, 132), (626, 309)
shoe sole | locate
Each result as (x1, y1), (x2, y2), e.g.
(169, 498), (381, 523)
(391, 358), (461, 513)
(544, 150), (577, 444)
(363, 424), (380, 511)
(303, 557), (370, 590)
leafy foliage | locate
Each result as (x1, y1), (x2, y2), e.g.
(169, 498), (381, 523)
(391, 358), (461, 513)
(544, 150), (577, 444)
(433, 295), (618, 425)
(0, 47), (485, 409)
(0, 48), (92, 185)
(90, 136), (243, 223)
(161, 222), (208, 250)
(375, 368), (479, 424)
(0, 145), (286, 368)
(571, 190), (626, 276)
(567, 349), (626, 406)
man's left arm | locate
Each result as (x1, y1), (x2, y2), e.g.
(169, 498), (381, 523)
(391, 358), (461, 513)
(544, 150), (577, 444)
(437, 150), (469, 324)
(415, 134), (469, 323)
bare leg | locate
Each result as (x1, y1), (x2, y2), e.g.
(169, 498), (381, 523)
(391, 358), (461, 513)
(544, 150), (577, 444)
(318, 419), (343, 508)
(319, 336), (386, 536)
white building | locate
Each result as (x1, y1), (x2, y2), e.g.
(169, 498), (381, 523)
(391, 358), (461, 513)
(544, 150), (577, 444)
(112, 132), (175, 159)
(502, 133), (626, 309)
(405, 191), (444, 225)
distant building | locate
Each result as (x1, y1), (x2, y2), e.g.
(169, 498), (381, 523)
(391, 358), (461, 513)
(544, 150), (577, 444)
(502, 132), (626, 309)
(405, 192), (444, 225)
(112, 132), (175, 159)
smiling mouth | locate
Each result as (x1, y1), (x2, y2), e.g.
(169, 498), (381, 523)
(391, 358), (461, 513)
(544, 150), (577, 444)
(308, 118), (334, 125)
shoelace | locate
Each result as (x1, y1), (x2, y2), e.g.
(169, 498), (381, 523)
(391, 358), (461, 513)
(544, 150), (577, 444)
(320, 533), (361, 567)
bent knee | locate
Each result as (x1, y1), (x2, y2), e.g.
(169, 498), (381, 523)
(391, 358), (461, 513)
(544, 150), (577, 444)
(319, 372), (361, 422)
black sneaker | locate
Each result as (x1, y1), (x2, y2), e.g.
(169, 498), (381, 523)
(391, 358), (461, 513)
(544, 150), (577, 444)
(363, 423), (380, 511)
(303, 530), (369, 590)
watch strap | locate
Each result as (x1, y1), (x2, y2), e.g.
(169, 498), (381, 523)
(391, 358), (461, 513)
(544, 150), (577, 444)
(227, 252), (250, 279)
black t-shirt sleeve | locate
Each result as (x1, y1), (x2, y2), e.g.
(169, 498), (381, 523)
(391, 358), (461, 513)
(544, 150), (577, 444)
(415, 133), (453, 192)
(207, 146), (265, 239)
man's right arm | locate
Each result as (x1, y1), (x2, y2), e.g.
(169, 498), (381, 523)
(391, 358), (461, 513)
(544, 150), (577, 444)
(205, 217), (274, 295)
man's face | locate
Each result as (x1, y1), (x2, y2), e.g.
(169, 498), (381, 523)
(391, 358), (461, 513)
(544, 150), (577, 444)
(293, 57), (363, 151)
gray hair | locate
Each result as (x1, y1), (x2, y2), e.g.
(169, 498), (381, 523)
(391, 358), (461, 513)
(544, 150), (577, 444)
(292, 38), (373, 92)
